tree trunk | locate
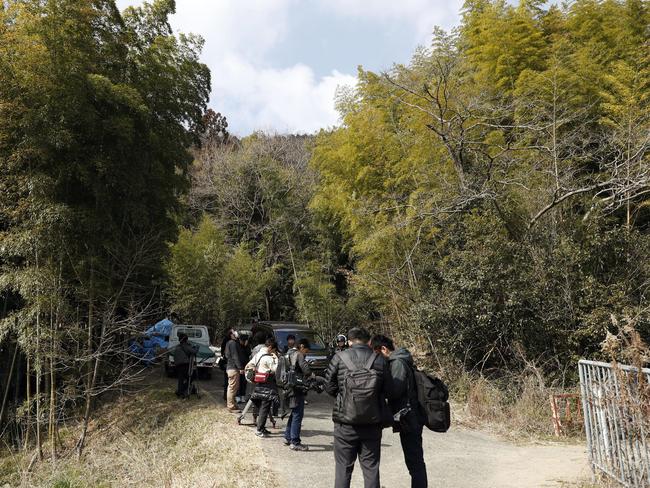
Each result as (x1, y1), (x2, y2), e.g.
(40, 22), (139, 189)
(13, 345), (22, 448)
(35, 250), (42, 460)
(76, 316), (107, 458)
(35, 317), (42, 460)
(0, 340), (18, 429)
(49, 311), (57, 462)
(76, 265), (95, 458)
(24, 355), (30, 451)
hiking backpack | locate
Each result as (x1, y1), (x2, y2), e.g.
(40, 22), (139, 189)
(413, 369), (451, 433)
(275, 350), (305, 390)
(339, 352), (383, 425)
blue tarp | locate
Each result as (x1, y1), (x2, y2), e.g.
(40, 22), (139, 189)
(128, 318), (174, 365)
(144, 318), (173, 349)
(128, 340), (156, 364)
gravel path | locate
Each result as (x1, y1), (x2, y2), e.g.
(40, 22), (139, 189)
(205, 374), (589, 488)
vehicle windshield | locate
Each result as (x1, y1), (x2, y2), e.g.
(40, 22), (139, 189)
(275, 330), (326, 352)
(175, 327), (205, 341)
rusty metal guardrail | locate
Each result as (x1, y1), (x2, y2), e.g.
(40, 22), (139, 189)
(579, 359), (650, 487)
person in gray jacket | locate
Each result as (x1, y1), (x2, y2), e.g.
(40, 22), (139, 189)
(225, 333), (246, 411)
(173, 333), (199, 398)
(371, 334), (427, 488)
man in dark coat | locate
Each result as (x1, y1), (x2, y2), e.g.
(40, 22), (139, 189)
(325, 327), (387, 488)
(371, 334), (427, 488)
(173, 332), (199, 398)
(283, 338), (313, 451)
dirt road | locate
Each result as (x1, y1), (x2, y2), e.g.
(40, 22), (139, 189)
(204, 374), (588, 488)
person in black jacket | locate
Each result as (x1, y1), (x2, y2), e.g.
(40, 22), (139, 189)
(371, 334), (427, 488)
(324, 327), (387, 488)
(283, 338), (313, 451)
(173, 333), (199, 398)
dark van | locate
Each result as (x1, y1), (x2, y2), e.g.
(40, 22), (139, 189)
(250, 321), (330, 375)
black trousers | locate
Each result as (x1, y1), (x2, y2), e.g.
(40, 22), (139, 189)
(333, 423), (382, 488)
(252, 382), (277, 430)
(222, 369), (228, 400)
(256, 397), (272, 431)
(175, 363), (191, 396)
(238, 373), (247, 397)
(400, 424), (427, 488)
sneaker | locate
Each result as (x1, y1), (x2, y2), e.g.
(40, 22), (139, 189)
(226, 406), (241, 413)
(283, 439), (290, 446)
(255, 430), (269, 438)
(262, 427), (272, 435)
(290, 443), (309, 451)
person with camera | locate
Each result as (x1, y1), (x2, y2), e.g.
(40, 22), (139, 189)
(324, 327), (387, 488)
(371, 334), (427, 488)
(173, 332), (199, 398)
(283, 338), (313, 451)
(246, 337), (279, 438)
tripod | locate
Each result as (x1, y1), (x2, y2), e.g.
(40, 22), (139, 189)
(184, 354), (201, 399)
(237, 391), (277, 427)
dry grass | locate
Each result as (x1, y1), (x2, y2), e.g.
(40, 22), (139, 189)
(450, 371), (583, 442)
(559, 474), (621, 488)
(0, 377), (279, 488)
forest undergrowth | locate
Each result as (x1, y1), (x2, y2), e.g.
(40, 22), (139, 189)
(0, 375), (276, 488)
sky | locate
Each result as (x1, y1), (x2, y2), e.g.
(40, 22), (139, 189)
(115, 0), (465, 136)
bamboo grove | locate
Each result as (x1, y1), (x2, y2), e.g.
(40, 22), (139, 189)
(0, 0), (209, 456)
(0, 0), (649, 462)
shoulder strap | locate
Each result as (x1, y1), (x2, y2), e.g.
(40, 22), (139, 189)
(405, 363), (417, 406)
(287, 350), (298, 369)
(364, 352), (377, 370)
(255, 353), (271, 368)
(340, 351), (376, 372)
(339, 351), (356, 372)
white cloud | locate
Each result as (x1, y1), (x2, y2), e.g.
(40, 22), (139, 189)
(169, 0), (292, 61)
(116, 0), (463, 135)
(117, 0), (356, 135)
(215, 55), (357, 134)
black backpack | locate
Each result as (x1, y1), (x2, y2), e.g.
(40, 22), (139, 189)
(413, 370), (450, 433)
(339, 352), (383, 425)
(275, 352), (291, 388)
(276, 350), (305, 390)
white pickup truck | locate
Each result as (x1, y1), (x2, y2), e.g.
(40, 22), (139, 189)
(164, 324), (216, 379)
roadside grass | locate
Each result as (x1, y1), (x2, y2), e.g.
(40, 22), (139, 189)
(449, 371), (584, 444)
(0, 376), (278, 488)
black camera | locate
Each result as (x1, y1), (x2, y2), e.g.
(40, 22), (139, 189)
(305, 375), (326, 394)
